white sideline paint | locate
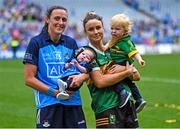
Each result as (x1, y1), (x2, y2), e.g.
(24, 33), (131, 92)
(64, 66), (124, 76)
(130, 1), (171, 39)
(141, 77), (180, 84)
(1, 68), (180, 84)
(0, 68), (180, 84)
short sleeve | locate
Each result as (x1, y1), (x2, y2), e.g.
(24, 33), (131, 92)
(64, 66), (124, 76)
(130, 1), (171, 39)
(121, 40), (138, 58)
(23, 38), (39, 66)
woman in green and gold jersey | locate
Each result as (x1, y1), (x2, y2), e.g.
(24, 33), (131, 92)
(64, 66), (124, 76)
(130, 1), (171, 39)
(83, 12), (140, 128)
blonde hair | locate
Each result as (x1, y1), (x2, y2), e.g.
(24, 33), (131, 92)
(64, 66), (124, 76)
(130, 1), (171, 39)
(110, 13), (133, 36)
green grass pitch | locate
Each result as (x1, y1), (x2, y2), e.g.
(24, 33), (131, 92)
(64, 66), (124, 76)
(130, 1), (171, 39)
(0, 53), (180, 128)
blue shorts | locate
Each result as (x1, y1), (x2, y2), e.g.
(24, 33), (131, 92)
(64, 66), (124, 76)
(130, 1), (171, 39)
(36, 104), (86, 128)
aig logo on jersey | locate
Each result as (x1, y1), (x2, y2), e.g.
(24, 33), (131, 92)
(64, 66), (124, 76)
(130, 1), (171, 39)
(47, 62), (64, 78)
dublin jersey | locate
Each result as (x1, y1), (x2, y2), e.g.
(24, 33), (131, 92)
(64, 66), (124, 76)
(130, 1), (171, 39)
(23, 31), (82, 109)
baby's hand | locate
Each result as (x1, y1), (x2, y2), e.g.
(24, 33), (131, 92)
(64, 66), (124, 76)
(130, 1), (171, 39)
(65, 62), (73, 69)
(72, 60), (78, 65)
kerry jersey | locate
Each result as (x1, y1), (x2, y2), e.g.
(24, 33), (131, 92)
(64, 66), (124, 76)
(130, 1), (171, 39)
(88, 44), (131, 114)
(107, 35), (138, 64)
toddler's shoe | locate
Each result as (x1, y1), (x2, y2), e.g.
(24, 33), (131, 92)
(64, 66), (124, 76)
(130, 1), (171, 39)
(135, 99), (147, 113)
(57, 79), (67, 91)
(119, 90), (131, 108)
(56, 91), (69, 100)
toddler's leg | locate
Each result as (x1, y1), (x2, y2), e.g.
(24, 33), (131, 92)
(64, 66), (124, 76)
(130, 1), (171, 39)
(113, 82), (131, 108)
(125, 78), (147, 113)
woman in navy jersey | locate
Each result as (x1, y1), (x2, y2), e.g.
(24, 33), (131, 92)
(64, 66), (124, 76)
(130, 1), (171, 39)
(23, 6), (88, 128)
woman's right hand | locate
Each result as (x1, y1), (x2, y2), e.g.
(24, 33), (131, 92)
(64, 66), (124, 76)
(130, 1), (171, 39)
(125, 61), (134, 76)
(126, 62), (141, 81)
(129, 67), (141, 81)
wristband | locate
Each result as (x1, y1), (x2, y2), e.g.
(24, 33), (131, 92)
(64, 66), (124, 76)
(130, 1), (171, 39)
(47, 87), (56, 96)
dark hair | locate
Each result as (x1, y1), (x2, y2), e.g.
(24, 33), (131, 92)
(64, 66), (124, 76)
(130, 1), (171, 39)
(83, 46), (97, 60)
(83, 11), (103, 32)
(75, 46), (97, 65)
(41, 6), (68, 33)
(75, 46), (96, 59)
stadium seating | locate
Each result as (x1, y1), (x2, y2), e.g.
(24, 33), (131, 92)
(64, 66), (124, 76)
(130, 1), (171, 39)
(0, 0), (179, 59)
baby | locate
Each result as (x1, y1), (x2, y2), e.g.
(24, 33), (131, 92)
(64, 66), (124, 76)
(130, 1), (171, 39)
(56, 46), (96, 100)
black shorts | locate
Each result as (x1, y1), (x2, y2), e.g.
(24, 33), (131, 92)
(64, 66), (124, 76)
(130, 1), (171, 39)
(95, 101), (138, 128)
(36, 104), (86, 128)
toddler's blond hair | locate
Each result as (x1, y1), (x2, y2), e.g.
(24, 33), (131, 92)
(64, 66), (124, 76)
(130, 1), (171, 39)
(110, 13), (133, 36)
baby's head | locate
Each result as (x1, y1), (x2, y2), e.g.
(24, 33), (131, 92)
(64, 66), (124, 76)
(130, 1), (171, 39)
(110, 13), (133, 38)
(76, 46), (96, 63)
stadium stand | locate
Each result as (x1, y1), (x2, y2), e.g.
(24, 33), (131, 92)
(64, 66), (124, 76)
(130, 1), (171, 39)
(138, 0), (180, 20)
(0, 0), (180, 59)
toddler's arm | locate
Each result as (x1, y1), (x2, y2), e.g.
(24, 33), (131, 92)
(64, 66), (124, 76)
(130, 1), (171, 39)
(134, 53), (145, 67)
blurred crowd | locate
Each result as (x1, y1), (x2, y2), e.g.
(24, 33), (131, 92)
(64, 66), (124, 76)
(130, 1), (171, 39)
(123, 0), (180, 45)
(0, 0), (43, 52)
(0, 0), (180, 54)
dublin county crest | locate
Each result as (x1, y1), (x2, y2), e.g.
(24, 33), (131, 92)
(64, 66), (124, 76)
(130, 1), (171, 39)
(43, 120), (50, 127)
